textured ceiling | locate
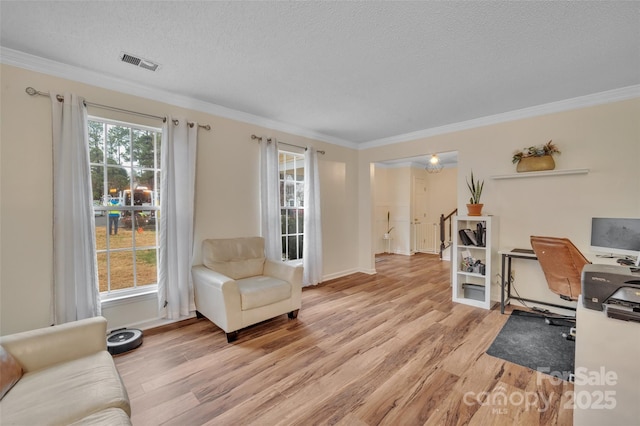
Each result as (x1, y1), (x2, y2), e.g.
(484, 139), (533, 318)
(1, 1), (639, 146)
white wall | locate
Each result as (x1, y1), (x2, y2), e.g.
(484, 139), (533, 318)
(425, 166), (457, 227)
(359, 98), (640, 310)
(0, 64), (360, 334)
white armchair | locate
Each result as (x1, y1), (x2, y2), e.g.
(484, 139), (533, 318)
(192, 237), (303, 342)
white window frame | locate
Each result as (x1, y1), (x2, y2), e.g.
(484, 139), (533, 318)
(279, 150), (305, 261)
(89, 116), (162, 301)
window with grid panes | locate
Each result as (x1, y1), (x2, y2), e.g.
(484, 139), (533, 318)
(89, 117), (161, 296)
(279, 151), (304, 261)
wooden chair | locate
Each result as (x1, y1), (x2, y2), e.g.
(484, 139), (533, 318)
(530, 236), (591, 326)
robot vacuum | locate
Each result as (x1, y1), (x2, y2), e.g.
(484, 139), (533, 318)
(106, 328), (143, 355)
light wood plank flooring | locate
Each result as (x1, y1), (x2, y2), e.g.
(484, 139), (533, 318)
(114, 253), (573, 425)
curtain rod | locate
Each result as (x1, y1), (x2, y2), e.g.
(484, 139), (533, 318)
(25, 86), (211, 130)
(188, 122), (211, 131)
(251, 134), (325, 154)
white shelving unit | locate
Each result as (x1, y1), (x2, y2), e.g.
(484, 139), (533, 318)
(452, 215), (499, 309)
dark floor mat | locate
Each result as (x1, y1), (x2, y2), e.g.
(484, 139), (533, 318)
(486, 309), (574, 380)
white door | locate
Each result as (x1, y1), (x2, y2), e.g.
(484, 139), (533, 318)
(413, 177), (435, 253)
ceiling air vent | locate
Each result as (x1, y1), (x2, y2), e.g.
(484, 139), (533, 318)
(120, 52), (160, 72)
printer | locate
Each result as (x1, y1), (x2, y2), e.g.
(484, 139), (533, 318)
(581, 264), (640, 322)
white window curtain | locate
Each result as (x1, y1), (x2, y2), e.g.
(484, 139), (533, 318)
(260, 137), (282, 261)
(50, 93), (101, 323)
(303, 147), (323, 286)
(158, 118), (198, 319)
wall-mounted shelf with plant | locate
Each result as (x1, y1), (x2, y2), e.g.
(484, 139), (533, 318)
(491, 139), (589, 179)
(512, 140), (561, 173)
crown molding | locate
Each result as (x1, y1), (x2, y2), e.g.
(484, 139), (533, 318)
(0, 47), (358, 150)
(375, 160), (456, 170)
(375, 161), (425, 169)
(3, 47), (638, 152)
(360, 84), (640, 150)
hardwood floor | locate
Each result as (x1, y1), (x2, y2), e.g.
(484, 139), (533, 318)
(114, 253), (573, 425)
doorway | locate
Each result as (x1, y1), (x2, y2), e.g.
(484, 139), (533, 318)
(373, 151), (458, 256)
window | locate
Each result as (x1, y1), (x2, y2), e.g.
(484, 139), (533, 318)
(279, 151), (304, 261)
(89, 118), (162, 296)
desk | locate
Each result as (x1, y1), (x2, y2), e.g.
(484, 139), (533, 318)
(499, 248), (577, 314)
(573, 296), (640, 425)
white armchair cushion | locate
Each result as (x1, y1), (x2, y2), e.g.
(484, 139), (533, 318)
(202, 237), (266, 279)
(238, 276), (292, 310)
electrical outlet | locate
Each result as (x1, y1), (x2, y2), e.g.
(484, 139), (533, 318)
(510, 269), (516, 283)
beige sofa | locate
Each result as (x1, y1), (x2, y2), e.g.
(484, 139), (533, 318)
(0, 317), (131, 425)
(192, 237), (303, 342)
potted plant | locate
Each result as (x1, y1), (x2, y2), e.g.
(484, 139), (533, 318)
(383, 211), (394, 239)
(466, 171), (484, 216)
(512, 140), (561, 172)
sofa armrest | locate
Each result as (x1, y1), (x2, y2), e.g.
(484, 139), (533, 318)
(264, 260), (303, 289)
(192, 265), (241, 332)
(0, 316), (107, 373)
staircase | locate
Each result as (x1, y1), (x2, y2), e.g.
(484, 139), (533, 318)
(439, 208), (457, 260)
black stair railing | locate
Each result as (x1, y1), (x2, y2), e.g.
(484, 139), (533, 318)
(439, 208), (458, 259)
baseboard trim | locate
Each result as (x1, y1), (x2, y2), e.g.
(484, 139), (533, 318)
(322, 268), (361, 281)
(116, 313), (197, 334)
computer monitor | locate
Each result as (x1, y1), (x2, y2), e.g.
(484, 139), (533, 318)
(590, 217), (640, 266)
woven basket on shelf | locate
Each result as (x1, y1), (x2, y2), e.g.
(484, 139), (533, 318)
(516, 155), (555, 172)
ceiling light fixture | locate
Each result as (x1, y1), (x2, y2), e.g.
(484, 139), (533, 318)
(426, 154), (443, 174)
